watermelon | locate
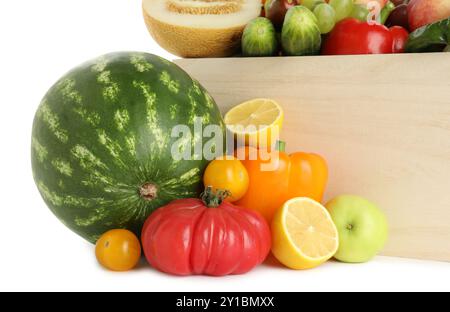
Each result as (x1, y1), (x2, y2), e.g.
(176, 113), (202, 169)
(31, 52), (225, 243)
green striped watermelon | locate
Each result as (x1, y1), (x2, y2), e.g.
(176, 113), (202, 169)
(31, 52), (225, 243)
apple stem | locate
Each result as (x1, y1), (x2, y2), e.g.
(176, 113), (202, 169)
(347, 224), (354, 230)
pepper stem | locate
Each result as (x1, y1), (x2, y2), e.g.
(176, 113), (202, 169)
(276, 140), (286, 153)
(201, 186), (231, 208)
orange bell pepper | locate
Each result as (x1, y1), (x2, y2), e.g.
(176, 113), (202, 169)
(235, 142), (328, 223)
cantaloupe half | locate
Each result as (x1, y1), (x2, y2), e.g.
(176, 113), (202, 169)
(142, 0), (262, 58)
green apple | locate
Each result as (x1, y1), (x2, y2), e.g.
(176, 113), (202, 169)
(325, 195), (388, 263)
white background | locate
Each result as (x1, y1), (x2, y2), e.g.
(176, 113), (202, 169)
(0, 0), (449, 292)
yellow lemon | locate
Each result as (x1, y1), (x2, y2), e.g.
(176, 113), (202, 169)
(224, 98), (283, 149)
(272, 197), (339, 270)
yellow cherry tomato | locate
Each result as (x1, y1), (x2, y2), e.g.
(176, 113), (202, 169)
(95, 229), (141, 271)
(203, 156), (249, 202)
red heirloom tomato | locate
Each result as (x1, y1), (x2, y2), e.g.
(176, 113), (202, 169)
(141, 188), (271, 276)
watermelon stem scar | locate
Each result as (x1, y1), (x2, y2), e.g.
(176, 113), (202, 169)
(139, 183), (158, 201)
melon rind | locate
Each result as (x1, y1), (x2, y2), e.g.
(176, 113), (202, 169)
(142, 0), (262, 58)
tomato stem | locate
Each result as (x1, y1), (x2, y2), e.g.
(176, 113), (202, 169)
(201, 186), (231, 208)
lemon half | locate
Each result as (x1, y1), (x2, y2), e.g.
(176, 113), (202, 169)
(272, 197), (339, 270)
(224, 98), (284, 148)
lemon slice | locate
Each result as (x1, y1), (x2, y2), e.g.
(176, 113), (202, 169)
(224, 98), (283, 148)
(272, 197), (339, 270)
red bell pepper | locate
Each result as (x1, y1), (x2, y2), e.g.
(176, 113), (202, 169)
(390, 25), (409, 53)
(322, 18), (409, 55)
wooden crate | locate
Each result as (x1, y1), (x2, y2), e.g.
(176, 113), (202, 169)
(175, 53), (450, 262)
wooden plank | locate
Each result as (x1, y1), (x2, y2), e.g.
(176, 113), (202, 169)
(175, 54), (450, 262)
